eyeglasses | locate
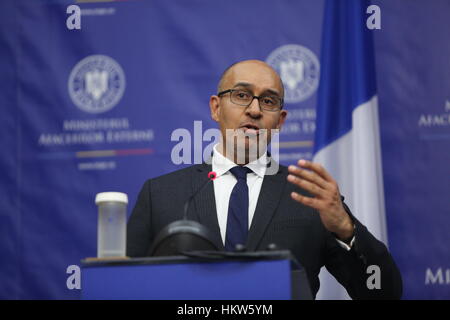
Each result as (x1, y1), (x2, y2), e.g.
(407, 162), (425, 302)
(217, 89), (283, 112)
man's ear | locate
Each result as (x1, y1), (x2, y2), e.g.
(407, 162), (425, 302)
(209, 95), (220, 122)
(276, 109), (288, 130)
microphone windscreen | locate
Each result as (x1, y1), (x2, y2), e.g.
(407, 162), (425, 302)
(207, 171), (217, 180)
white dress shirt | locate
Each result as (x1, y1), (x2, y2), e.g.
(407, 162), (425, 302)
(212, 144), (266, 245)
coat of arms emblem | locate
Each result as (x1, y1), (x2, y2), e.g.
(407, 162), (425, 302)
(68, 55), (126, 113)
(267, 44), (320, 104)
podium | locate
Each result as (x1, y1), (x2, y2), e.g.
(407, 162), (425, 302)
(81, 250), (312, 300)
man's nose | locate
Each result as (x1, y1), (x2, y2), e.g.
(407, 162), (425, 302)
(245, 97), (262, 117)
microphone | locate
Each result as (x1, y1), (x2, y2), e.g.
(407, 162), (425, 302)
(147, 171), (220, 256)
(183, 171), (217, 220)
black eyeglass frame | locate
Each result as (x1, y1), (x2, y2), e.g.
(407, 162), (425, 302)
(217, 89), (284, 111)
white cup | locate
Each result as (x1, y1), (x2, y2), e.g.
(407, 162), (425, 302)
(95, 192), (128, 258)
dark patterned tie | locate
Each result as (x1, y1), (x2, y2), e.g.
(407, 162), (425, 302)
(225, 166), (252, 251)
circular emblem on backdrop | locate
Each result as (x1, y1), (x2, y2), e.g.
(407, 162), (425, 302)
(266, 44), (320, 104)
(68, 55), (126, 114)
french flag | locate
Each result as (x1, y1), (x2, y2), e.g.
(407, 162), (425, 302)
(313, 0), (388, 299)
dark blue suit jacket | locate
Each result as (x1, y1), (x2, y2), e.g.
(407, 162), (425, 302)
(127, 163), (402, 299)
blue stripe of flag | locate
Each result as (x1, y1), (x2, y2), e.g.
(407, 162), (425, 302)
(314, 0), (377, 154)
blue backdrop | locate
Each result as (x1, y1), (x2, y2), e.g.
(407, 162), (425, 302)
(0, 0), (448, 299)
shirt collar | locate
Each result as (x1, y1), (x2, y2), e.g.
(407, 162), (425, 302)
(212, 144), (267, 178)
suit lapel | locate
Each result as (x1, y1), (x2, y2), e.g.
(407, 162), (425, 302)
(191, 163), (225, 250)
(246, 165), (286, 251)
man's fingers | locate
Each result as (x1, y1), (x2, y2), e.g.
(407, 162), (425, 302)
(287, 174), (324, 197)
(290, 192), (319, 209)
(298, 159), (334, 182)
(288, 165), (328, 189)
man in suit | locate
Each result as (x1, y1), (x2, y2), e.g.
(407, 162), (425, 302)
(127, 59), (402, 299)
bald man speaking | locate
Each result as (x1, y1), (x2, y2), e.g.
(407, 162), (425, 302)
(126, 60), (402, 300)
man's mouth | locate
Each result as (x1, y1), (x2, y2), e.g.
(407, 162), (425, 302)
(239, 123), (260, 135)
